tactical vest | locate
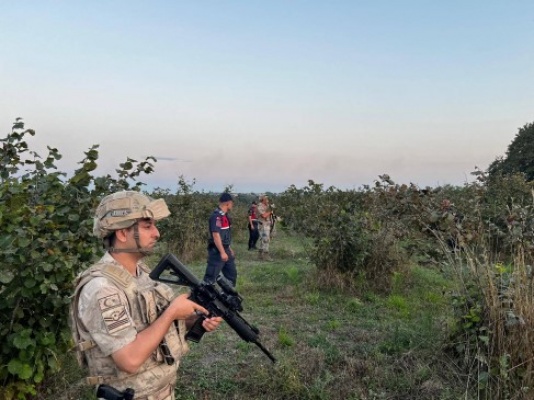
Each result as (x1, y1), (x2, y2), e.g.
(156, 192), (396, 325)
(207, 208), (232, 247)
(70, 259), (189, 396)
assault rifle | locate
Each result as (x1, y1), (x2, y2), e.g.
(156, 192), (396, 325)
(269, 203), (277, 234)
(149, 253), (276, 363)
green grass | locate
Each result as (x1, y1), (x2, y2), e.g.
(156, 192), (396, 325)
(44, 229), (467, 400)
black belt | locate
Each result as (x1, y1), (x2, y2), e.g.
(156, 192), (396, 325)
(208, 243), (231, 249)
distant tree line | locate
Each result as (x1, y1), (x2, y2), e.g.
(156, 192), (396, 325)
(489, 121), (534, 180)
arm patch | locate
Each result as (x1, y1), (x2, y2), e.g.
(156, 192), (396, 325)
(99, 294), (132, 334)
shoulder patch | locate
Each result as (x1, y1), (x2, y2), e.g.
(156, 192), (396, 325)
(99, 294), (132, 334)
(99, 294), (121, 311)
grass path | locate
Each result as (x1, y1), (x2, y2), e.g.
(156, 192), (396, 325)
(46, 229), (468, 399)
(171, 231), (467, 400)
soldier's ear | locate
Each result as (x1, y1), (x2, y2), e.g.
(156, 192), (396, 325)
(115, 228), (130, 243)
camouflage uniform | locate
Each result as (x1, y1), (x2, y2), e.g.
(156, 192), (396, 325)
(257, 201), (272, 254)
(71, 252), (189, 400)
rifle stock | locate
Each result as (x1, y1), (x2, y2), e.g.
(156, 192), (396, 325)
(149, 253), (276, 363)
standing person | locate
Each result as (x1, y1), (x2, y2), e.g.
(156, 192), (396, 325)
(257, 194), (274, 261)
(247, 201), (259, 250)
(203, 192), (237, 286)
(70, 191), (222, 400)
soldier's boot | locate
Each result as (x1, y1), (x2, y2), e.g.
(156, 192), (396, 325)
(258, 250), (264, 261)
(263, 252), (273, 261)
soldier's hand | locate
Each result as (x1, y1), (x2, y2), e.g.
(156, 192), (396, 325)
(168, 293), (208, 320)
(202, 316), (223, 332)
(221, 252), (229, 262)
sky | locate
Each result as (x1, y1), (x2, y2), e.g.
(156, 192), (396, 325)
(1, 1), (533, 193)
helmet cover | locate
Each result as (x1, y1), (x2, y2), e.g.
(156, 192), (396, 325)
(93, 191), (170, 238)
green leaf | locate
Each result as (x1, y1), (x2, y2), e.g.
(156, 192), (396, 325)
(86, 148), (99, 160)
(13, 330), (35, 349)
(121, 161), (133, 170)
(68, 213), (80, 221)
(39, 332), (56, 346)
(84, 160), (97, 172)
(0, 270), (14, 284)
(479, 335), (489, 345)
(39, 317), (51, 328)
(7, 359), (33, 380)
(34, 369), (44, 383)
(24, 279), (36, 288)
(70, 170), (90, 184)
(477, 371), (489, 388)
(42, 263), (54, 272)
(0, 234), (14, 247)
(48, 357), (59, 371)
(18, 237), (31, 247)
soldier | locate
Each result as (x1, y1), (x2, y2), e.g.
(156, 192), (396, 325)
(257, 194), (273, 261)
(203, 192), (237, 286)
(70, 191), (222, 400)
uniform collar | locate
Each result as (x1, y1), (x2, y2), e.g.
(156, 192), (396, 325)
(101, 251), (144, 277)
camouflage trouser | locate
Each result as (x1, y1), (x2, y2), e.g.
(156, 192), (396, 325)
(258, 221), (271, 253)
(135, 383), (174, 400)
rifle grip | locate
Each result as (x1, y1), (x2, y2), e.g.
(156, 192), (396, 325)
(185, 316), (207, 343)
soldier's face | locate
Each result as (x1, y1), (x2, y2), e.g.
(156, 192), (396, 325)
(129, 218), (160, 249)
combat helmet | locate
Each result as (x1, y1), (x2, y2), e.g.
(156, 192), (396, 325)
(93, 191), (170, 254)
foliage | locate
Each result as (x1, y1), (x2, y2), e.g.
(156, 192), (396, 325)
(348, 169), (534, 398)
(278, 178), (410, 293)
(0, 119), (156, 399)
(6, 115), (534, 399)
(277, 165), (534, 398)
(488, 121), (534, 181)
(445, 254), (534, 399)
(434, 171), (534, 399)
(152, 178), (250, 262)
(152, 177), (215, 262)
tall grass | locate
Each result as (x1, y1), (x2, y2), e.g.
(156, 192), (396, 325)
(446, 242), (534, 400)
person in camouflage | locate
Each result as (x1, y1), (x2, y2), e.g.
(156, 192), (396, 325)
(70, 191), (222, 400)
(257, 194), (274, 261)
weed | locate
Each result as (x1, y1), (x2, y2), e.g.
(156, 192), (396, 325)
(325, 319), (341, 331)
(304, 292), (320, 305)
(284, 265), (301, 285)
(346, 297), (363, 312)
(386, 294), (410, 318)
(277, 328), (295, 347)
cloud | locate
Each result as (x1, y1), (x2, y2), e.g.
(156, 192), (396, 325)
(154, 156), (192, 162)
